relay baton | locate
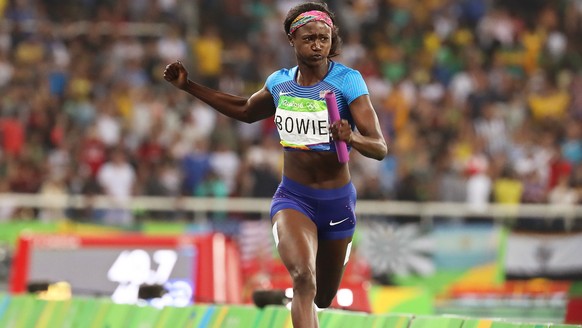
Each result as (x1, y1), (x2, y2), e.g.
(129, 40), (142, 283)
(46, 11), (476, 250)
(324, 91), (349, 163)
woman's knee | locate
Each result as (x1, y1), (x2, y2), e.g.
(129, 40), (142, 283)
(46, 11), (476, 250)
(289, 266), (316, 295)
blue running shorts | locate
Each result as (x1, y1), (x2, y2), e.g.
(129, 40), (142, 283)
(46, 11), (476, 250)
(270, 176), (357, 240)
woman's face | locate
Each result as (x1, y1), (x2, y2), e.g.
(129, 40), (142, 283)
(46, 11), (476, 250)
(290, 21), (332, 66)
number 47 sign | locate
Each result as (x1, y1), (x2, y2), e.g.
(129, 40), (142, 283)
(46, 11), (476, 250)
(107, 249), (179, 304)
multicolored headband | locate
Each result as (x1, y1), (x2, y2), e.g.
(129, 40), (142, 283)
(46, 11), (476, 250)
(289, 10), (333, 35)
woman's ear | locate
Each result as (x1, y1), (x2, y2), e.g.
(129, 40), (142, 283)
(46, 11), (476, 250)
(287, 34), (294, 47)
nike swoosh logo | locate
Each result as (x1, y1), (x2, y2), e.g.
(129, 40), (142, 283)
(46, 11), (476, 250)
(329, 217), (350, 226)
(279, 91), (292, 96)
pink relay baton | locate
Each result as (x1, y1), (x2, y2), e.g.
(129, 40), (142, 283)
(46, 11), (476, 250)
(324, 91), (349, 163)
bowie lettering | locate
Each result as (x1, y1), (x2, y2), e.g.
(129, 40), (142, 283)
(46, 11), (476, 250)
(275, 95), (330, 149)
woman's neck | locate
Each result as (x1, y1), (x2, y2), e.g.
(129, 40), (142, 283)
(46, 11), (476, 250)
(296, 60), (330, 86)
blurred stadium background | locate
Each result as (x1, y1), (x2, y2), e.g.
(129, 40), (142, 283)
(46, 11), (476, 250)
(1, 0), (582, 326)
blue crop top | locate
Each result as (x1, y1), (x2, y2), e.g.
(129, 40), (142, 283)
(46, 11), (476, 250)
(265, 61), (368, 151)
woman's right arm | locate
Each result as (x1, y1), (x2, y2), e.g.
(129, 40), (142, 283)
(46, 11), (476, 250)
(163, 61), (276, 123)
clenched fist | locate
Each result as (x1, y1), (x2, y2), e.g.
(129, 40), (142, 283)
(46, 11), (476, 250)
(329, 119), (353, 144)
(163, 61), (189, 90)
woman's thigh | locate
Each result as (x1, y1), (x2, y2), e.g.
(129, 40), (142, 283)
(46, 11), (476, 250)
(272, 208), (318, 276)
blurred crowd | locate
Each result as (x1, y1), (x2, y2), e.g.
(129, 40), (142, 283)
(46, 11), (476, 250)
(1, 0), (582, 225)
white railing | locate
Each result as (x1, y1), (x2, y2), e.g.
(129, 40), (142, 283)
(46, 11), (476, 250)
(1, 193), (581, 222)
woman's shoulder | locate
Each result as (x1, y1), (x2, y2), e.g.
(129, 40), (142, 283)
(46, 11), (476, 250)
(326, 61), (366, 86)
(329, 61), (361, 76)
(266, 66), (297, 88)
(268, 66), (297, 79)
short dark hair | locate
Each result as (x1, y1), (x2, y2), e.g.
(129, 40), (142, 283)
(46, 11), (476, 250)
(284, 2), (342, 58)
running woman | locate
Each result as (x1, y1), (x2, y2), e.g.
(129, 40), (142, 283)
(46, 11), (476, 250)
(163, 2), (387, 327)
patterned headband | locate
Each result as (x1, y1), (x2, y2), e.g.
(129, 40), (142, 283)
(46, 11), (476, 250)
(289, 10), (333, 35)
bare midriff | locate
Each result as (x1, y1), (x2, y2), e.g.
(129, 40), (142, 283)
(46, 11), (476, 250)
(282, 150), (351, 189)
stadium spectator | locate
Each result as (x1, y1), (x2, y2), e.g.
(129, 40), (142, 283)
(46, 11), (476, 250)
(96, 147), (137, 226)
(0, 0), (580, 224)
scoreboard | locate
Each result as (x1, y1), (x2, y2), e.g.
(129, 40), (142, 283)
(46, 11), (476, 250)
(9, 233), (242, 305)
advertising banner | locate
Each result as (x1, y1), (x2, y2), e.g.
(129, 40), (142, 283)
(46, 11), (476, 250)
(9, 233), (241, 305)
(505, 232), (582, 280)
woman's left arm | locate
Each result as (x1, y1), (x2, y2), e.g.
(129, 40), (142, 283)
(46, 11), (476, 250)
(330, 94), (388, 160)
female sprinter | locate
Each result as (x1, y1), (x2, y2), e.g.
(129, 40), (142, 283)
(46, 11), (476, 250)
(163, 2), (387, 327)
